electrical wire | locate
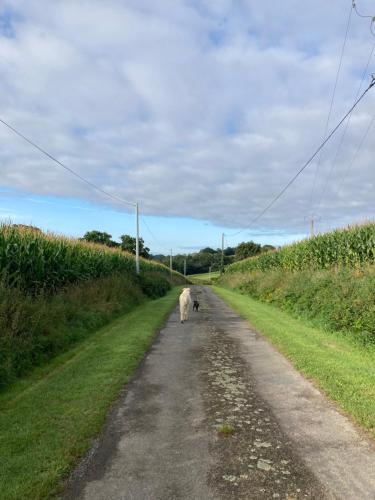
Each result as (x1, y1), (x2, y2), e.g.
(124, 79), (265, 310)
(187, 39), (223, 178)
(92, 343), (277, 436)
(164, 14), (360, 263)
(352, 0), (375, 36)
(225, 78), (375, 238)
(0, 119), (185, 257)
(353, 0), (374, 19)
(315, 40), (375, 209)
(141, 215), (162, 246)
(335, 111), (375, 197)
(309, 1), (353, 213)
(0, 117), (136, 207)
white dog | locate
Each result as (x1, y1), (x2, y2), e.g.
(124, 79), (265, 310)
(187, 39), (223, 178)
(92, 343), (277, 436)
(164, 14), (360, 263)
(179, 288), (192, 323)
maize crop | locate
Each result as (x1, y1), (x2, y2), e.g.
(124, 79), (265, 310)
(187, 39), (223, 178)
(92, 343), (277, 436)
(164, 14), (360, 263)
(0, 224), (181, 293)
(226, 222), (375, 274)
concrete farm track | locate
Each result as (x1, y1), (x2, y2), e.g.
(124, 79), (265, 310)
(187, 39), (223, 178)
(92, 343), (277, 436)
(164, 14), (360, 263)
(63, 286), (375, 500)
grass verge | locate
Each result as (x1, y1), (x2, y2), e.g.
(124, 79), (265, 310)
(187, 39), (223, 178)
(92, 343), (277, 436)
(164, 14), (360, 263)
(212, 286), (375, 438)
(0, 287), (181, 500)
(188, 271), (220, 284)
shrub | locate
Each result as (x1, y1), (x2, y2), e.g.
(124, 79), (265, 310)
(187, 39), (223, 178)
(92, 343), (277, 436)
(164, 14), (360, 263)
(0, 273), (146, 387)
(225, 265), (375, 345)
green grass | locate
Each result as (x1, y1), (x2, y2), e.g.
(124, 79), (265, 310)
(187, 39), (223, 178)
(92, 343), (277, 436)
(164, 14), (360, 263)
(213, 286), (375, 438)
(188, 271), (220, 284)
(0, 287), (181, 500)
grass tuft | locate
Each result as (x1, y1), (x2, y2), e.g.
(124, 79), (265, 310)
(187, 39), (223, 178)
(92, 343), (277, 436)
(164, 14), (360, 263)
(217, 423), (235, 436)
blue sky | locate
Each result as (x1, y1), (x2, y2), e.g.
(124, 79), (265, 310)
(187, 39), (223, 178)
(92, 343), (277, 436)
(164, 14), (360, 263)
(0, 0), (374, 254)
(0, 187), (304, 253)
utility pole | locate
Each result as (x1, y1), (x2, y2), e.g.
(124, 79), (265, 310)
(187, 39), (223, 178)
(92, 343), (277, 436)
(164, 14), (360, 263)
(170, 248), (173, 278)
(183, 257), (187, 279)
(135, 203), (140, 274)
(310, 217), (315, 238)
(220, 233), (224, 275)
(209, 265), (212, 282)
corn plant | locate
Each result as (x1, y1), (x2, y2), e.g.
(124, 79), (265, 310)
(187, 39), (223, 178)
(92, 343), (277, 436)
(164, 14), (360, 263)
(226, 222), (375, 274)
(0, 224), (182, 293)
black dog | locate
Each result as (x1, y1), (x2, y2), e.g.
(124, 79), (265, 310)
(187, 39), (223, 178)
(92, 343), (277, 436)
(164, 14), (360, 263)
(193, 300), (199, 312)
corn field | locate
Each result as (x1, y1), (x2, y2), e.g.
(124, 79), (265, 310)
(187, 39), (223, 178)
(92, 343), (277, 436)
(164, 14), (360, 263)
(0, 224), (181, 293)
(226, 222), (375, 274)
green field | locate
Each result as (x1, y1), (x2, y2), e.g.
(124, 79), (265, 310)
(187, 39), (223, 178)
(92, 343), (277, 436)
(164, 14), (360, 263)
(0, 288), (180, 500)
(213, 286), (375, 438)
(188, 271), (220, 284)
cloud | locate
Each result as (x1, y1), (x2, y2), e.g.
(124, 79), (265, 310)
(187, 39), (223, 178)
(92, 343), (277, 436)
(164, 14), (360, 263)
(0, 0), (374, 236)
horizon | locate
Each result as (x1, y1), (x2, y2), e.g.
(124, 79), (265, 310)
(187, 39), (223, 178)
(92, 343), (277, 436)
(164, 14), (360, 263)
(1, 1), (374, 253)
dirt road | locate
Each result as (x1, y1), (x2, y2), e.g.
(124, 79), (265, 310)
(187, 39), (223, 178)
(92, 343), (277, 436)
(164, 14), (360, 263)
(63, 286), (375, 500)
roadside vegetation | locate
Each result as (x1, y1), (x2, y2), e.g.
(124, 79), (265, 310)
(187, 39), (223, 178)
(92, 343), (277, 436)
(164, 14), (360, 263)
(213, 286), (375, 438)
(221, 222), (375, 345)
(0, 224), (185, 388)
(0, 289), (181, 500)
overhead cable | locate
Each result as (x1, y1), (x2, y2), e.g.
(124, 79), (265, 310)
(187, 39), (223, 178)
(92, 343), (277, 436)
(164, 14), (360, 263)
(352, 0), (375, 36)
(336, 111), (375, 196)
(0, 117), (136, 207)
(226, 77), (375, 238)
(309, 1), (353, 211)
(316, 40), (375, 209)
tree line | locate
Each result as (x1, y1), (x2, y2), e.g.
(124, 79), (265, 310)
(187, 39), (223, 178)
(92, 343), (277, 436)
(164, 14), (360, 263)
(81, 230), (275, 275)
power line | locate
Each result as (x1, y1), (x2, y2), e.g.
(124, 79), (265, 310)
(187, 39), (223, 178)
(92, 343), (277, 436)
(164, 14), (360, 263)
(315, 40), (375, 209)
(309, 1), (353, 212)
(226, 77), (375, 238)
(0, 117), (136, 207)
(336, 110), (375, 196)
(353, 0), (374, 19)
(141, 215), (163, 247)
(352, 0), (375, 36)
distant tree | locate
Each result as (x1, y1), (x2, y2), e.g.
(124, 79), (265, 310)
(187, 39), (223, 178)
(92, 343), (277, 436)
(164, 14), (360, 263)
(224, 246), (235, 256)
(199, 247), (216, 254)
(83, 230), (114, 247)
(151, 245), (236, 274)
(120, 234), (150, 258)
(261, 244), (276, 253)
(235, 241), (262, 261)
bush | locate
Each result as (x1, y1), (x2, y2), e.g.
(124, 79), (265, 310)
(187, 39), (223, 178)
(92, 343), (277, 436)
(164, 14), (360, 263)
(0, 274), (145, 387)
(137, 272), (171, 298)
(224, 265), (375, 345)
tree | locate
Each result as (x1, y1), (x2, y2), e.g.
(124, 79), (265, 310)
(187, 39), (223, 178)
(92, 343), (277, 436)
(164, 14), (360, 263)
(199, 247), (216, 254)
(120, 234), (150, 258)
(224, 246), (235, 256)
(235, 241), (262, 261)
(82, 230), (119, 247)
(261, 244), (276, 253)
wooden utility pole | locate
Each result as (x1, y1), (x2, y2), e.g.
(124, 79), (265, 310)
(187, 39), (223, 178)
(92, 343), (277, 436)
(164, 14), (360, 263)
(135, 203), (140, 274)
(220, 233), (224, 275)
(170, 249), (173, 278)
(310, 217), (315, 238)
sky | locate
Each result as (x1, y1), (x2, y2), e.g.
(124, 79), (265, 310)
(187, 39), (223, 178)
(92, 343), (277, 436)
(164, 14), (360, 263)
(0, 0), (375, 254)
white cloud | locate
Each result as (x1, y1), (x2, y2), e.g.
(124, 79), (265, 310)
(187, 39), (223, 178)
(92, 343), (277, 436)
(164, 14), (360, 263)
(0, 0), (374, 236)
